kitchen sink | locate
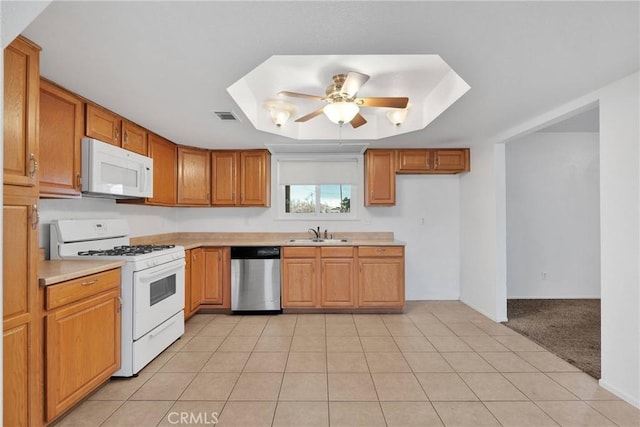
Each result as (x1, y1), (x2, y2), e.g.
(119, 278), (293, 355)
(286, 238), (350, 244)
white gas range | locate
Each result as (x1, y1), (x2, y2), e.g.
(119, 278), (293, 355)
(50, 219), (185, 377)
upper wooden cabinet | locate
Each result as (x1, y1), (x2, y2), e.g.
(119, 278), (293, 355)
(147, 133), (177, 205)
(211, 150), (270, 207)
(365, 149), (396, 206)
(3, 36), (40, 188)
(39, 79), (84, 198)
(122, 120), (147, 155)
(85, 103), (122, 147)
(397, 149), (469, 174)
(366, 148), (470, 206)
(177, 146), (211, 205)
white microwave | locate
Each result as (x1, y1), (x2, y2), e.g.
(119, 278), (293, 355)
(81, 138), (153, 199)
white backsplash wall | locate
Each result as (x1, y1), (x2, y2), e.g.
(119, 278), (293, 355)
(506, 131), (600, 298)
(177, 174), (461, 300)
(39, 175), (461, 300)
(38, 197), (178, 258)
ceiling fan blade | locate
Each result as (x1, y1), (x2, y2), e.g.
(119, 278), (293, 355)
(356, 97), (409, 109)
(350, 113), (367, 129)
(340, 72), (370, 98)
(294, 107), (325, 122)
(278, 91), (324, 101)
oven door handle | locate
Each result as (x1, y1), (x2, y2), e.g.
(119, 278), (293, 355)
(138, 263), (184, 283)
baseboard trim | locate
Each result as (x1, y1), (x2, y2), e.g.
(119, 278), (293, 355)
(459, 298), (507, 323)
(507, 296), (601, 300)
(598, 379), (640, 409)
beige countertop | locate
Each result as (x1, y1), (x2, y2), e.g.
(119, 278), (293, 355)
(39, 260), (125, 287)
(131, 232), (406, 250)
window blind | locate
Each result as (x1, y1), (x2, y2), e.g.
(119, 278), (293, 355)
(278, 159), (358, 185)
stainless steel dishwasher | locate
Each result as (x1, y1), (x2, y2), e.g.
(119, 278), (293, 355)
(231, 246), (281, 313)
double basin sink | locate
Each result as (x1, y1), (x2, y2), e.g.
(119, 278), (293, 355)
(286, 238), (351, 244)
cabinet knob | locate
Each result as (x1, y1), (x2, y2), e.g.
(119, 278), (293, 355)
(114, 127), (120, 142)
(31, 204), (39, 230)
(81, 279), (99, 286)
(29, 153), (38, 178)
(434, 157), (439, 169)
(76, 173), (82, 191)
(123, 130), (128, 144)
(376, 248), (386, 253)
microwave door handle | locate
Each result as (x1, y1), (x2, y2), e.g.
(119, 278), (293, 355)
(141, 166), (147, 192)
(139, 263), (184, 283)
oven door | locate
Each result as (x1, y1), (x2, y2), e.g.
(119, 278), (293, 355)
(132, 258), (185, 340)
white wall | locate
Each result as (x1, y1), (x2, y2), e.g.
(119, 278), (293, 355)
(506, 132), (600, 298)
(598, 73), (639, 406)
(459, 143), (508, 321)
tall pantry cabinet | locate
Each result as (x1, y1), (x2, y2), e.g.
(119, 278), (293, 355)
(3, 36), (42, 426)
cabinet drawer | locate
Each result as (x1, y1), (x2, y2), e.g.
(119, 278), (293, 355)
(46, 268), (121, 310)
(358, 246), (404, 257)
(320, 246), (354, 258)
(283, 246), (317, 258)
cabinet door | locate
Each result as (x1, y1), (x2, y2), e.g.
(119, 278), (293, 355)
(397, 149), (431, 172)
(202, 248), (224, 305)
(122, 120), (147, 155)
(46, 288), (121, 421)
(211, 151), (238, 206)
(85, 103), (122, 146)
(190, 248), (203, 312)
(3, 185), (39, 427)
(177, 146), (211, 205)
(39, 79), (83, 197)
(240, 150), (270, 206)
(321, 258), (355, 307)
(432, 149), (469, 173)
(147, 133), (177, 205)
(3, 36), (40, 187)
(282, 258), (318, 308)
(365, 150), (396, 206)
(358, 257), (405, 308)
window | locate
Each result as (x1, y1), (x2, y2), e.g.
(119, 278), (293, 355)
(277, 156), (359, 219)
(285, 184), (352, 214)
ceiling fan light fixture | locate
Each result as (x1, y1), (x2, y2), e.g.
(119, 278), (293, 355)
(324, 101), (359, 125)
(270, 108), (291, 127)
(386, 108), (408, 126)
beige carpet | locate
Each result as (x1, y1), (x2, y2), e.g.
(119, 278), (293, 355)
(503, 299), (600, 379)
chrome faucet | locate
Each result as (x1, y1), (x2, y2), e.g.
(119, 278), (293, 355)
(308, 227), (320, 239)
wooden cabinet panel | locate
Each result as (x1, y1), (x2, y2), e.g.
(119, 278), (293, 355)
(365, 150), (396, 206)
(85, 103), (122, 146)
(3, 324), (30, 427)
(190, 248), (203, 312)
(147, 133), (177, 205)
(211, 151), (238, 206)
(321, 258), (355, 307)
(122, 120), (147, 155)
(283, 246), (316, 258)
(3, 36), (40, 187)
(282, 258), (317, 308)
(358, 246), (404, 258)
(202, 248), (224, 305)
(240, 150), (270, 206)
(211, 150), (270, 207)
(177, 146), (211, 205)
(45, 268), (120, 310)
(39, 79), (83, 197)
(197, 247), (230, 309)
(433, 149), (469, 172)
(397, 149), (431, 172)
(46, 287), (121, 421)
(358, 247), (405, 308)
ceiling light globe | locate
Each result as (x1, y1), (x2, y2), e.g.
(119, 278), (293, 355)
(386, 108), (408, 126)
(324, 102), (359, 124)
(270, 109), (291, 127)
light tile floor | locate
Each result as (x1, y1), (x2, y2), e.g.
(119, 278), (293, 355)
(55, 301), (640, 426)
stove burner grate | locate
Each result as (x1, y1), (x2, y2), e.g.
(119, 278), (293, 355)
(77, 244), (176, 257)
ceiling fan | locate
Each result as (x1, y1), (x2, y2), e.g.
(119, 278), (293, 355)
(277, 71), (409, 128)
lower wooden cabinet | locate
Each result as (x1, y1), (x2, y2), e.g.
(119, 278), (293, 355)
(358, 246), (405, 308)
(44, 268), (121, 422)
(320, 247), (355, 307)
(204, 247), (231, 308)
(190, 248), (203, 313)
(282, 247), (318, 308)
(184, 249), (193, 320)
